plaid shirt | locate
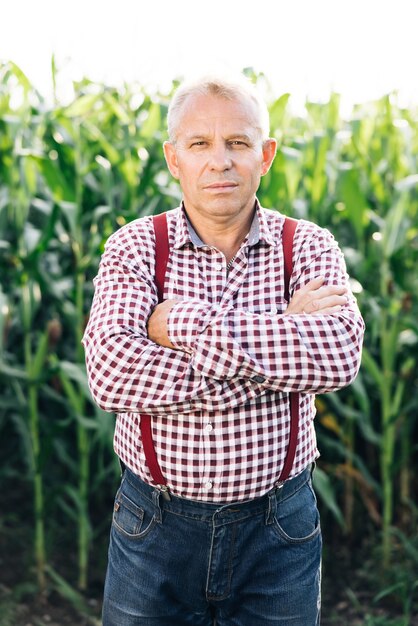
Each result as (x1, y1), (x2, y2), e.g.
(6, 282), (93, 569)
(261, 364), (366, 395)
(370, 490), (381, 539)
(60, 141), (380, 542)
(82, 202), (364, 502)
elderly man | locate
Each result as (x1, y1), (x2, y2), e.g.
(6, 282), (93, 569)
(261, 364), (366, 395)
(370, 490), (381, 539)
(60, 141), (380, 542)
(83, 74), (364, 626)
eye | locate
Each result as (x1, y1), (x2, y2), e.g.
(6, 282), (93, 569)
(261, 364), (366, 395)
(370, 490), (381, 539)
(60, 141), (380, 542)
(190, 141), (207, 148)
(229, 140), (249, 148)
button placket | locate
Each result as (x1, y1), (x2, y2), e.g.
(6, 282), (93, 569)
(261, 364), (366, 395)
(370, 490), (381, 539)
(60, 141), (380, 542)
(200, 416), (220, 496)
(208, 250), (226, 295)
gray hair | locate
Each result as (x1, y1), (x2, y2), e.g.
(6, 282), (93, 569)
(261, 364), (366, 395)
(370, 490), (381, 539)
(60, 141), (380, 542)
(167, 74), (270, 143)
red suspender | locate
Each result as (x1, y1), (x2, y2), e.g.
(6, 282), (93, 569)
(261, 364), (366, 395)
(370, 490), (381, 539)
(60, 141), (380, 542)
(141, 213), (299, 488)
(139, 213), (170, 486)
(152, 213), (170, 301)
(277, 217), (299, 483)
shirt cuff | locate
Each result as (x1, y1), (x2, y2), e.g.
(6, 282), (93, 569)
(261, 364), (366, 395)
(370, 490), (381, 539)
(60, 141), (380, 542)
(167, 300), (218, 352)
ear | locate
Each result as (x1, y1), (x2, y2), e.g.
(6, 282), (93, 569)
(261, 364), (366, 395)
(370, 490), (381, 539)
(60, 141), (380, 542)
(163, 141), (180, 179)
(260, 138), (277, 176)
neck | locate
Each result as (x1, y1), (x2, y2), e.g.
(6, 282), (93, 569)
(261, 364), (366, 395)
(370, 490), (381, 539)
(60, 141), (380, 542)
(184, 204), (255, 263)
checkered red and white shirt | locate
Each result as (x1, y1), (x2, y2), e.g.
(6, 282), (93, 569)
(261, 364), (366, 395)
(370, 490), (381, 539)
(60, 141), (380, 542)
(82, 202), (364, 502)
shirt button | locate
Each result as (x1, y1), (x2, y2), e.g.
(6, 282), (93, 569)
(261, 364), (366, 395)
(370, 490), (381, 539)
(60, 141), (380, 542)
(252, 375), (266, 383)
(215, 263), (223, 271)
(205, 481), (213, 490)
(204, 423), (213, 433)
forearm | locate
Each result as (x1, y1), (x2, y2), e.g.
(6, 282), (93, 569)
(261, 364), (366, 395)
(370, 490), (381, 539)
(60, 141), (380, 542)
(83, 265), (264, 414)
(166, 239), (365, 393)
(83, 319), (272, 414)
(167, 299), (364, 393)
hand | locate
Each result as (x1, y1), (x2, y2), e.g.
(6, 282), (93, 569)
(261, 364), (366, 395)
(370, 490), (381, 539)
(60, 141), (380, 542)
(147, 299), (178, 349)
(284, 277), (348, 316)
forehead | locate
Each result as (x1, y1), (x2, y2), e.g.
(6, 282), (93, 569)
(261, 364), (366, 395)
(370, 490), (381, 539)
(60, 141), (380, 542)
(176, 93), (261, 137)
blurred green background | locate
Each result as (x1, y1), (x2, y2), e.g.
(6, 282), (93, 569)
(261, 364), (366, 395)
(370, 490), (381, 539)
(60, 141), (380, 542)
(0, 61), (417, 625)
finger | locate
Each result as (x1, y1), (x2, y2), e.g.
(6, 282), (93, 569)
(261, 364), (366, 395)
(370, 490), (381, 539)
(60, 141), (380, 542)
(294, 281), (346, 303)
(308, 304), (346, 315)
(307, 285), (347, 298)
(301, 277), (325, 292)
(285, 281), (348, 315)
(306, 295), (348, 313)
(298, 286), (347, 311)
(288, 279), (325, 307)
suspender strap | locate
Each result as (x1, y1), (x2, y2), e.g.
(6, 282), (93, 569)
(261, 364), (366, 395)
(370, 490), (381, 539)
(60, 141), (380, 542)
(139, 213), (170, 486)
(153, 213), (170, 302)
(282, 217), (297, 303)
(141, 212), (300, 488)
(277, 217), (299, 483)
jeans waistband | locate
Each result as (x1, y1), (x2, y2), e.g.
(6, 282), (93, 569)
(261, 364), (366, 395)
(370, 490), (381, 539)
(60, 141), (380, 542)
(123, 465), (314, 525)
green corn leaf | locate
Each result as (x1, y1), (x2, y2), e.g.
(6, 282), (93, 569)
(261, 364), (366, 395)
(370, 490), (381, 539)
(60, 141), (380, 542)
(10, 412), (33, 474)
(336, 164), (368, 242)
(29, 330), (49, 379)
(269, 93), (291, 132)
(0, 289), (8, 354)
(83, 120), (121, 164)
(57, 496), (79, 522)
(311, 133), (329, 206)
(4, 61), (32, 95)
(349, 374), (371, 420)
(381, 192), (411, 257)
(327, 92), (340, 132)
(75, 413), (99, 430)
(57, 367), (83, 414)
(381, 316), (401, 375)
(103, 91), (131, 124)
(59, 360), (92, 402)
(313, 467), (345, 528)
(65, 94), (100, 118)
(45, 565), (90, 613)
(395, 174), (418, 192)
(361, 347), (384, 391)
(140, 102), (161, 139)
(20, 280), (42, 333)
(28, 155), (76, 203)
(282, 146), (303, 201)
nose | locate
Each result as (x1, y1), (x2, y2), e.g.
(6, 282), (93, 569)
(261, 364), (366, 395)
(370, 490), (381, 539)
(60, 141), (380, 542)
(208, 144), (232, 171)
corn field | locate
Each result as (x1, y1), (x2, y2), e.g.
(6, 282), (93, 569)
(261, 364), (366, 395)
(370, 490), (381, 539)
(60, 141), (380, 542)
(1, 61), (417, 624)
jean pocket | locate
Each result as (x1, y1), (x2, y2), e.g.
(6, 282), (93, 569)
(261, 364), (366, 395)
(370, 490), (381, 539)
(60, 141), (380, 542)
(112, 490), (157, 539)
(272, 481), (321, 544)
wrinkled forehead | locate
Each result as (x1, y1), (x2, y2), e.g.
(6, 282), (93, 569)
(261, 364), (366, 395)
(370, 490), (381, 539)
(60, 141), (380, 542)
(176, 93), (263, 139)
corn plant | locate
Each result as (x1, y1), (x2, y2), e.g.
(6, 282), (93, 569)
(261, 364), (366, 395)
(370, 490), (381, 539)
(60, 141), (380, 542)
(1, 61), (417, 611)
(0, 60), (182, 592)
(260, 90), (418, 566)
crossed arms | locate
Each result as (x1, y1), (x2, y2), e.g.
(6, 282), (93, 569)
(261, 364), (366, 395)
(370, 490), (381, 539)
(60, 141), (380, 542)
(82, 220), (364, 415)
(148, 276), (348, 349)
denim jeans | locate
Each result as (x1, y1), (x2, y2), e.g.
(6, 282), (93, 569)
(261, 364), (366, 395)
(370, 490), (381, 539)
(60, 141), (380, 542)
(102, 465), (322, 626)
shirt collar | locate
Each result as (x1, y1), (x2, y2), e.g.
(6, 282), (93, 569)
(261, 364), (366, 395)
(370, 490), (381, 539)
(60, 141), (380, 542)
(172, 199), (276, 250)
(173, 205), (192, 249)
(254, 199), (276, 246)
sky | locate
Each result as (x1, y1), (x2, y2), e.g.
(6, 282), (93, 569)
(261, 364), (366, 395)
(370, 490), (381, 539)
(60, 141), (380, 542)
(2, 0), (418, 113)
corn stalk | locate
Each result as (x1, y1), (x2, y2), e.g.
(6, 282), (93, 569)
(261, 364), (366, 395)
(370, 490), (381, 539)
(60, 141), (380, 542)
(21, 278), (48, 590)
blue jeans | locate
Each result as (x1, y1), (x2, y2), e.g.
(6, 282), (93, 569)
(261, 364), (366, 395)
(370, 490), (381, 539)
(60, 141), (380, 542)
(102, 465), (322, 625)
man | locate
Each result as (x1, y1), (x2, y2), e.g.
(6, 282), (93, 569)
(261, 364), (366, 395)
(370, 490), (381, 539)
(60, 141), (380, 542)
(83, 74), (364, 625)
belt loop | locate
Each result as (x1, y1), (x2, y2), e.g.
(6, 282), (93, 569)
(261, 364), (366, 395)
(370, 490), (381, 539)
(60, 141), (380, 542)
(152, 488), (163, 524)
(265, 490), (277, 525)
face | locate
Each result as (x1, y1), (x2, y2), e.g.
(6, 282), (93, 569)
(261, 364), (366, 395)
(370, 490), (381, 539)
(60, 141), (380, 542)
(163, 94), (276, 227)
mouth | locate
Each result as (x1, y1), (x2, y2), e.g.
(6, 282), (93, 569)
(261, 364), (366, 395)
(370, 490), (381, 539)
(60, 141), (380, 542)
(203, 182), (238, 191)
